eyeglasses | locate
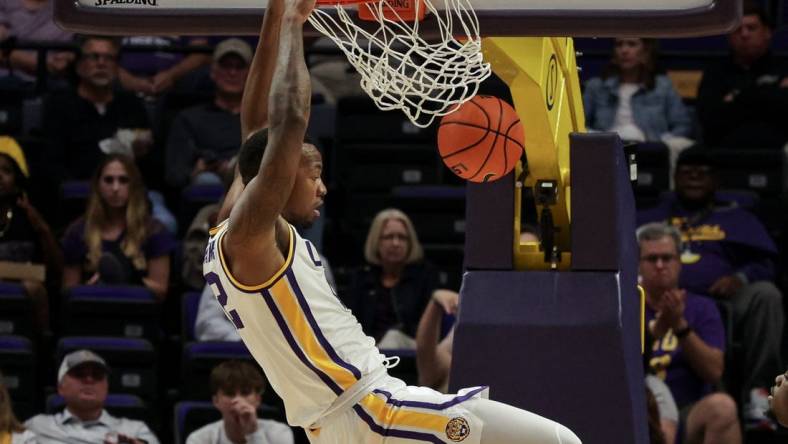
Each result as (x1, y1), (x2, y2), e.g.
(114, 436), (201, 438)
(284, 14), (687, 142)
(380, 233), (409, 242)
(102, 175), (130, 185)
(640, 254), (677, 264)
(82, 52), (118, 63)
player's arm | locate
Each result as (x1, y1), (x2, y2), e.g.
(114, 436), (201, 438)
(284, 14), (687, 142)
(224, 0), (313, 266)
(217, 0), (287, 223)
(241, 0), (286, 142)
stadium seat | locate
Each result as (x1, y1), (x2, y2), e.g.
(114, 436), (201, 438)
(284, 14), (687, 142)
(712, 149), (784, 198)
(180, 341), (254, 400)
(0, 282), (33, 338)
(56, 337), (157, 401)
(634, 143), (670, 205)
(388, 185), (466, 244)
(0, 335), (35, 421)
(61, 285), (161, 341)
(181, 291), (202, 342)
(173, 401), (285, 444)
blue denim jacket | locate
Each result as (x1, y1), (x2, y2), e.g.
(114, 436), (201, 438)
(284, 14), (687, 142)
(583, 74), (692, 141)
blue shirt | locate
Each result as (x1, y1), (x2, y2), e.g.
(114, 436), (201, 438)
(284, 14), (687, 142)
(583, 74), (692, 142)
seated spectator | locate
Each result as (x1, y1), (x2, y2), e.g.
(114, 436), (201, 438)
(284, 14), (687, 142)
(0, 0), (73, 84)
(62, 154), (175, 300)
(696, 0), (788, 149)
(771, 370), (788, 427)
(26, 349), (159, 443)
(165, 38), (251, 190)
(343, 208), (456, 349)
(638, 223), (741, 444)
(0, 374), (36, 443)
(119, 36), (211, 96)
(0, 136), (62, 331)
(582, 38), (693, 148)
(638, 148), (784, 431)
(415, 289), (457, 392)
(186, 360), (293, 444)
(43, 35), (154, 183)
(645, 374), (678, 444)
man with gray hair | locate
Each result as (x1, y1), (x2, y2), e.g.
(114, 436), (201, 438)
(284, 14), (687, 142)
(638, 222), (741, 444)
(25, 349), (159, 444)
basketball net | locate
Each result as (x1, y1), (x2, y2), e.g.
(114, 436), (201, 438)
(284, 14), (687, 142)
(308, 0), (491, 128)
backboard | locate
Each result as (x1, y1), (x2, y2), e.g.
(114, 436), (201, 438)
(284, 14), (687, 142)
(56, 0), (740, 38)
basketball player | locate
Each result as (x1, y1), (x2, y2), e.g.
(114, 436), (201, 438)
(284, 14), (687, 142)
(203, 0), (582, 443)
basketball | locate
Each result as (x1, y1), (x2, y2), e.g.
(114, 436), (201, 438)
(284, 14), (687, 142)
(438, 96), (524, 183)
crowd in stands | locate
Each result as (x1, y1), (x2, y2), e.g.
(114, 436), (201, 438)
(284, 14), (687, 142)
(0, 0), (787, 443)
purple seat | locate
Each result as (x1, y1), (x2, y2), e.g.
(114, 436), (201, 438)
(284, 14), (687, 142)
(181, 291), (202, 341)
(0, 335), (35, 420)
(57, 337), (157, 401)
(180, 341), (253, 400)
(63, 285), (160, 340)
(182, 183), (224, 204)
(0, 282), (32, 337)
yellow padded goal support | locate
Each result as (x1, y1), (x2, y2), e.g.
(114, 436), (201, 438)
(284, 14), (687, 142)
(481, 37), (585, 271)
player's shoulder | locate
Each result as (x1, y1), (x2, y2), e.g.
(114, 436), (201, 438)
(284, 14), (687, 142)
(208, 219), (230, 237)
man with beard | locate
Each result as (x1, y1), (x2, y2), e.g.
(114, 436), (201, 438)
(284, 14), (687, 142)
(43, 35), (153, 183)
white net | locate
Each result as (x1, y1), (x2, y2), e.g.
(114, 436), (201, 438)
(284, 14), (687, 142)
(308, 0), (491, 128)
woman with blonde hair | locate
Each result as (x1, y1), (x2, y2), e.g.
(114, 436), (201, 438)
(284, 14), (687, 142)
(0, 376), (36, 443)
(61, 154), (175, 300)
(343, 208), (455, 349)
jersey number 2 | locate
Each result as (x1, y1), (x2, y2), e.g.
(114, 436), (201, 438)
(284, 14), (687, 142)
(205, 272), (245, 329)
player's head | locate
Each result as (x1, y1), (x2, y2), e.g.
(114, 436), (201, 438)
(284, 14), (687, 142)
(729, 0), (773, 65)
(637, 223), (682, 295)
(238, 129), (326, 227)
(210, 360), (264, 414)
(674, 147), (718, 207)
(364, 208), (424, 267)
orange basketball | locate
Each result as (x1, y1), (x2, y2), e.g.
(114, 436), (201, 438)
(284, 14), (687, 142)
(438, 95), (524, 183)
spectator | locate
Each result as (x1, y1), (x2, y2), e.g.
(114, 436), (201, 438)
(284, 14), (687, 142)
(186, 360), (292, 444)
(696, 0), (788, 149)
(637, 222), (741, 444)
(43, 35), (153, 182)
(0, 136), (62, 331)
(119, 36), (211, 96)
(0, 374), (36, 443)
(61, 154), (175, 300)
(771, 370), (788, 427)
(415, 288), (457, 392)
(644, 374), (678, 444)
(638, 148), (784, 431)
(165, 38), (252, 190)
(26, 349), (159, 443)
(343, 208), (454, 349)
(0, 0), (73, 83)
(582, 38), (693, 146)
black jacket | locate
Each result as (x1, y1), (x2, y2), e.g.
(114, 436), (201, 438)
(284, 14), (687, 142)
(342, 262), (439, 340)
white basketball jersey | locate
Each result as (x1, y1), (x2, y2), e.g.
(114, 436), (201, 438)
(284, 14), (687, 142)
(202, 221), (386, 427)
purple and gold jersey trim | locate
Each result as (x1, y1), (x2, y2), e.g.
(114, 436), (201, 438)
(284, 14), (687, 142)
(216, 225), (295, 292)
(351, 386), (486, 442)
(261, 266), (362, 394)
